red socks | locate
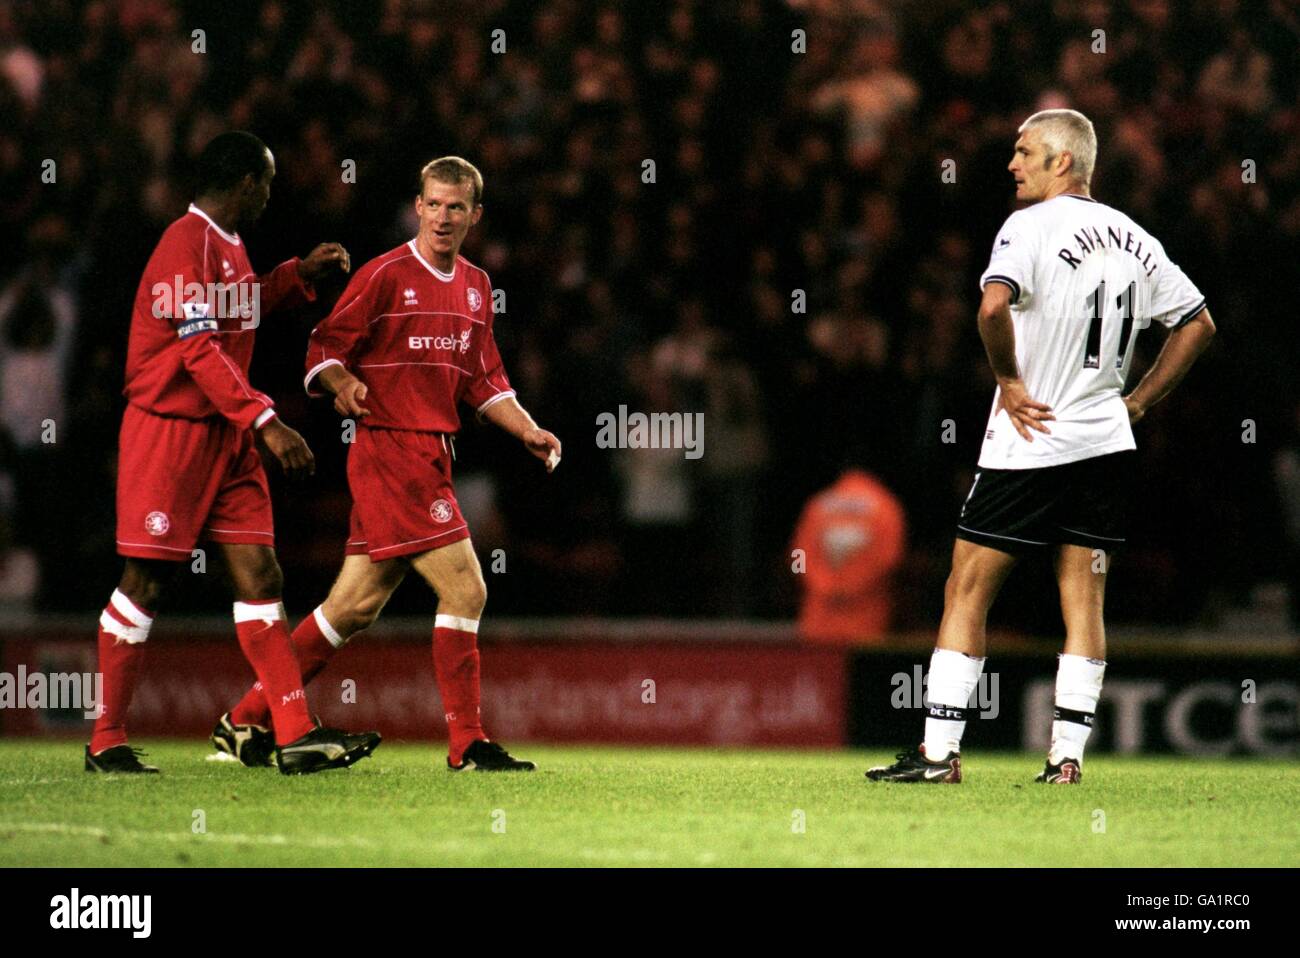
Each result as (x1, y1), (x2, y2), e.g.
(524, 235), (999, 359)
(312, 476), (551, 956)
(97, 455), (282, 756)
(230, 606), (343, 729)
(232, 600), (314, 744)
(433, 615), (485, 764)
(89, 590), (153, 754)
(223, 605), (486, 763)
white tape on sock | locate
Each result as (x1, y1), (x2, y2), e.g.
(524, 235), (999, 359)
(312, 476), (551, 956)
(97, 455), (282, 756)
(434, 614), (479, 634)
(99, 610), (149, 645)
(314, 605), (346, 648)
(110, 589), (154, 628)
(233, 600), (287, 624)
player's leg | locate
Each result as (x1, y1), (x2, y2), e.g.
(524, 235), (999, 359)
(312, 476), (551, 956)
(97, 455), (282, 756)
(1037, 543), (1109, 783)
(86, 557), (180, 773)
(926, 538), (1019, 753)
(92, 404), (223, 773)
(218, 542), (383, 773)
(218, 543), (316, 745)
(867, 538), (1019, 783)
(410, 538), (534, 771)
(225, 553), (408, 734)
(1036, 450), (1132, 783)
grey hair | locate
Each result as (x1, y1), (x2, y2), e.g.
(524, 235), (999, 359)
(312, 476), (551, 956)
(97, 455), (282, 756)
(1019, 109), (1097, 185)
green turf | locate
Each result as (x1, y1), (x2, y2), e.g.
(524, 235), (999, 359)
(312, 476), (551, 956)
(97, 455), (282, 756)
(1, 741), (1296, 867)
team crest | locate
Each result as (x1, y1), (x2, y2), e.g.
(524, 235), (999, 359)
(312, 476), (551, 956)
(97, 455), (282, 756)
(144, 511), (170, 536)
(466, 287), (482, 311)
(429, 499), (454, 523)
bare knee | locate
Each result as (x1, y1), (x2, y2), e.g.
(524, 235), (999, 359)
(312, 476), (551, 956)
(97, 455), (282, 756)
(440, 569), (487, 618)
(228, 549), (284, 601)
(118, 559), (177, 611)
(944, 563), (983, 605)
(329, 591), (388, 637)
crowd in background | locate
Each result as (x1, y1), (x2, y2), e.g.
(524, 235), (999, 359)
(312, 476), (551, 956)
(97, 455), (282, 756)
(2, 0), (1298, 631)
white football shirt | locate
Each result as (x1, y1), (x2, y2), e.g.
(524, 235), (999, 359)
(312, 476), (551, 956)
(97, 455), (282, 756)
(977, 193), (1206, 469)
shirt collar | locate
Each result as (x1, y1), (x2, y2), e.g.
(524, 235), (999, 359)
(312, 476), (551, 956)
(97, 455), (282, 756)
(407, 239), (456, 281)
(188, 203), (241, 245)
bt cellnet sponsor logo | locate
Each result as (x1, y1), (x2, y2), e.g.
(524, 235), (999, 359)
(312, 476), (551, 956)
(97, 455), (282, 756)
(409, 330), (471, 352)
(0, 667), (102, 719)
(50, 889), (151, 938)
(596, 405), (704, 460)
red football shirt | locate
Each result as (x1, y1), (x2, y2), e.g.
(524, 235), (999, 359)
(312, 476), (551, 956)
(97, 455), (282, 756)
(123, 204), (315, 430)
(304, 241), (514, 432)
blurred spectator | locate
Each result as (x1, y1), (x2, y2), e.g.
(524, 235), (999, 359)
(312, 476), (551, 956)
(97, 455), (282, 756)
(0, 0), (1292, 626)
(790, 466), (906, 643)
(1274, 401), (1300, 633)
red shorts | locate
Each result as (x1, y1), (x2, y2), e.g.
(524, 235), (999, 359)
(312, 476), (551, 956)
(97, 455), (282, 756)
(346, 427), (470, 561)
(115, 404), (275, 561)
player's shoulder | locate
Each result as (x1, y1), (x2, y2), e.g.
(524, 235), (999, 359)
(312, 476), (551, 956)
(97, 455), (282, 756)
(455, 254), (491, 288)
(145, 210), (216, 275)
(1081, 198), (1176, 262)
(351, 242), (419, 284)
(992, 203), (1047, 244)
(157, 208), (211, 251)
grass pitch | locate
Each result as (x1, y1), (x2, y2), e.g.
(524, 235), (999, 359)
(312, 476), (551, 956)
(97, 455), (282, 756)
(1, 741), (1295, 867)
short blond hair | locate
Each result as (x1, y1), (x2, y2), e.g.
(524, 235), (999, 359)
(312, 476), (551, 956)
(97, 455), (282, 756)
(1019, 109), (1097, 185)
(418, 156), (483, 206)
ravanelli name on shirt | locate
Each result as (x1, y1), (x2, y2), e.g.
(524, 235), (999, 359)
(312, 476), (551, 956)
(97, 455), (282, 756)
(1057, 223), (1159, 278)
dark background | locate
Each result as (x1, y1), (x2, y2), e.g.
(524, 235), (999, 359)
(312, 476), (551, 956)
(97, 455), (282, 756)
(2, 0), (1298, 633)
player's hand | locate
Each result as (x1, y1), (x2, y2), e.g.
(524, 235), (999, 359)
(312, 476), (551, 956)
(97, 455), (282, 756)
(333, 378), (371, 419)
(1122, 395), (1146, 426)
(297, 243), (351, 284)
(522, 427), (562, 472)
(999, 378), (1054, 442)
(258, 418), (316, 480)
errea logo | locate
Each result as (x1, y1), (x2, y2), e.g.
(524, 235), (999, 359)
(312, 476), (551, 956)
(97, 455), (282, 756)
(409, 330), (471, 353)
(403, 288), (418, 306)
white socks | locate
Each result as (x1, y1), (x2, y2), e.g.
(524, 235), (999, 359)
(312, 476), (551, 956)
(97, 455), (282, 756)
(1050, 653), (1106, 764)
(922, 648), (986, 758)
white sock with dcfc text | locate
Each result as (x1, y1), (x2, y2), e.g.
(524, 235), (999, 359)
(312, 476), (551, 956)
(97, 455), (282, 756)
(922, 648), (986, 758)
(1050, 653), (1105, 764)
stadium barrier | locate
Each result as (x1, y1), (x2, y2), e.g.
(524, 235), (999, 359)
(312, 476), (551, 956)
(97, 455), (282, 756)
(0, 620), (1295, 754)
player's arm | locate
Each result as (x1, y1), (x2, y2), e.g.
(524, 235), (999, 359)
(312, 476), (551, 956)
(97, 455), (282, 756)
(1122, 307), (1216, 425)
(464, 274), (560, 471)
(976, 280), (1054, 442)
(481, 395), (562, 473)
(255, 244), (350, 316)
(315, 361), (371, 419)
(173, 306), (315, 478)
(303, 260), (379, 416)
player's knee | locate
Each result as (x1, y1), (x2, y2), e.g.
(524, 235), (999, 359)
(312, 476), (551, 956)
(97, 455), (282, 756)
(944, 563), (986, 606)
(451, 572), (487, 617)
(235, 552), (284, 600)
(343, 591), (387, 633)
(118, 560), (174, 610)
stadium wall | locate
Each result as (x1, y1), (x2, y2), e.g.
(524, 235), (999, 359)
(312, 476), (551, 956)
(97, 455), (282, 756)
(0, 623), (1295, 755)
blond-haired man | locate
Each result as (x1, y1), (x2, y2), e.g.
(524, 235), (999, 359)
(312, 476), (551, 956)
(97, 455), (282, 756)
(213, 157), (561, 771)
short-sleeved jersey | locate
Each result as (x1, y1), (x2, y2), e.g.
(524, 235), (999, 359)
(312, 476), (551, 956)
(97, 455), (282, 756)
(303, 240), (514, 433)
(124, 204), (315, 430)
(977, 194), (1206, 469)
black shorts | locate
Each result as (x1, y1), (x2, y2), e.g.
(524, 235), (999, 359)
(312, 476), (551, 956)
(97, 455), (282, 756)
(955, 450), (1136, 555)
